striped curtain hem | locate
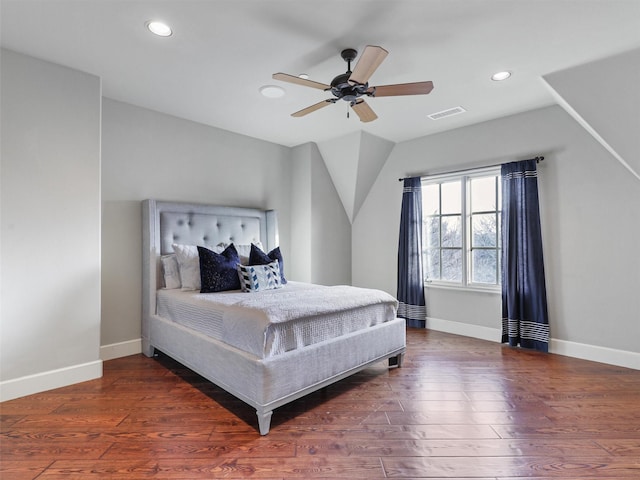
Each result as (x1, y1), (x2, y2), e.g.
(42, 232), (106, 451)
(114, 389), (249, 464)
(398, 302), (427, 328)
(502, 317), (549, 352)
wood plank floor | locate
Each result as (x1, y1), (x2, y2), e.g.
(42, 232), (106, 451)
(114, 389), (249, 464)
(2, 328), (639, 479)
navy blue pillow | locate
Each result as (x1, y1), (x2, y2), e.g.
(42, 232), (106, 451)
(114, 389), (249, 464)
(249, 244), (287, 284)
(198, 244), (241, 293)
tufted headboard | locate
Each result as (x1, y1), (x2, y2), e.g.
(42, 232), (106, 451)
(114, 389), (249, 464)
(141, 200), (278, 355)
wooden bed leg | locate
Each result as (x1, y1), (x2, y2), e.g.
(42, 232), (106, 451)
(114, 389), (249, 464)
(389, 353), (404, 368)
(141, 339), (155, 358)
(256, 409), (273, 435)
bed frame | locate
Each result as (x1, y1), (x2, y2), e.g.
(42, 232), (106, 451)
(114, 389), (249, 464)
(142, 199), (406, 434)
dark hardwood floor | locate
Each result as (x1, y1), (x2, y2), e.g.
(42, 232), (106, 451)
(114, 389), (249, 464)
(2, 328), (639, 479)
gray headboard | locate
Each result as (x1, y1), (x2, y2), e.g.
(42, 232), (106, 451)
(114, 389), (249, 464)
(141, 199), (278, 354)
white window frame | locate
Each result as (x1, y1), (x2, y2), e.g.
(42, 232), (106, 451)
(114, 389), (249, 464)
(421, 166), (501, 292)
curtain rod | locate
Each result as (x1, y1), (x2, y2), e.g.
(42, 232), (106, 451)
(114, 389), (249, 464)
(398, 156), (544, 182)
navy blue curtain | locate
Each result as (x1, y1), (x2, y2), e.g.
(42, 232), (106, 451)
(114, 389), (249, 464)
(397, 177), (427, 328)
(501, 159), (549, 352)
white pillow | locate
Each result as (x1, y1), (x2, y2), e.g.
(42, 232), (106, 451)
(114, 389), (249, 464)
(160, 254), (181, 289)
(234, 242), (263, 258)
(172, 244), (200, 290)
(171, 243), (225, 291)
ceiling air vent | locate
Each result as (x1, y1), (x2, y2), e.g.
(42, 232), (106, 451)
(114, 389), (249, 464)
(428, 106), (466, 120)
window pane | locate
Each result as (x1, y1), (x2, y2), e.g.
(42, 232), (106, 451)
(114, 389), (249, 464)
(424, 217), (440, 247)
(470, 176), (497, 212)
(422, 184), (440, 215)
(441, 181), (461, 214)
(425, 249), (440, 281)
(441, 215), (461, 247)
(472, 213), (497, 247)
(420, 168), (501, 288)
(441, 249), (462, 282)
(472, 249), (497, 284)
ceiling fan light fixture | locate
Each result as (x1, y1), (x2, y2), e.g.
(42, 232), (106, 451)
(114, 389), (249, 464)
(146, 20), (172, 37)
(491, 71), (511, 81)
(259, 85), (285, 98)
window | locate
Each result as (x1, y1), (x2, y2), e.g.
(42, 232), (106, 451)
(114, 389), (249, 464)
(422, 168), (501, 289)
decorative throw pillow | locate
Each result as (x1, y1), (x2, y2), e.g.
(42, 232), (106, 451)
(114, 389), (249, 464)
(160, 254), (181, 289)
(237, 260), (282, 292)
(249, 244), (287, 284)
(198, 244), (241, 293)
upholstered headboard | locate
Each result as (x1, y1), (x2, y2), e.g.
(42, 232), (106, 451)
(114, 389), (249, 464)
(141, 199), (278, 355)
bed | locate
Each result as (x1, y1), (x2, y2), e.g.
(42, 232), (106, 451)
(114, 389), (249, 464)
(142, 199), (406, 434)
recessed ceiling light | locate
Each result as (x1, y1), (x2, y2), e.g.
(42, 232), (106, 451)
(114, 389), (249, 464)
(146, 21), (172, 37)
(298, 74), (309, 79)
(491, 71), (511, 81)
(259, 85), (285, 98)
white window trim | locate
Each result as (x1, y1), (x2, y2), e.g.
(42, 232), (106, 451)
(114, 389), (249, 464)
(422, 166), (502, 292)
(424, 281), (501, 294)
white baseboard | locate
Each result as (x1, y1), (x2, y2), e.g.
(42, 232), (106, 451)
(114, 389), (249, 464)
(427, 316), (501, 343)
(549, 338), (640, 370)
(426, 317), (639, 370)
(100, 338), (142, 361)
(0, 360), (103, 402)
(0, 339), (142, 402)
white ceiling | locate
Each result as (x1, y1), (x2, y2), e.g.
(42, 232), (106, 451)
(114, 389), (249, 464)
(2, 0), (640, 147)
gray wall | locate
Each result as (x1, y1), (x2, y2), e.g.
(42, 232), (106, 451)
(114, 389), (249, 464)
(544, 48), (640, 180)
(310, 143), (352, 285)
(101, 98), (293, 346)
(290, 143), (352, 285)
(353, 105), (640, 356)
(290, 144), (313, 282)
(1, 50), (102, 395)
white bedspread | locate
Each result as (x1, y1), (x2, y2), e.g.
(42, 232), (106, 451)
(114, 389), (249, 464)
(156, 282), (398, 358)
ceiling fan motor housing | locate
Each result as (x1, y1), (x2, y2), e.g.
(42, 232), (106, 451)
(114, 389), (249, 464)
(331, 48), (370, 103)
(330, 73), (368, 102)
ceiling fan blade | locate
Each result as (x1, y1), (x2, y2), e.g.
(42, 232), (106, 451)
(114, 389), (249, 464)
(349, 45), (388, 85)
(351, 99), (378, 123)
(272, 72), (330, 90)
(368, 81), (434, 97)
(291, 99), (336, 117)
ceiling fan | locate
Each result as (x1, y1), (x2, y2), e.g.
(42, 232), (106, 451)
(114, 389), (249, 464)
(273, 45), (434, 123)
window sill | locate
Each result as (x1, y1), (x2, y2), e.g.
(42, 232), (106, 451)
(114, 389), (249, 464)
(424, 282), (501, 295)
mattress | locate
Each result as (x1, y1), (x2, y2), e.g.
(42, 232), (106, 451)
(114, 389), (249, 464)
(156, 281), (398, 359)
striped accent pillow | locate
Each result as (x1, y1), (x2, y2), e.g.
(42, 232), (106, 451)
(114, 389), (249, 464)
(237, 260), (283, 292)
